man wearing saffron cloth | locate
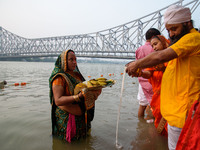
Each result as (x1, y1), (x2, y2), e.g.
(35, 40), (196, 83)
(126, 5), (200, 150)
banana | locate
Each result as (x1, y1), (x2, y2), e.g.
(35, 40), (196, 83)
(98, 81), (107, 86)
(87, 81), (93, 88)
(85, 78), (115, 88)
(90, 80), (99, 85)
(75, 78), (115, 92)
(77, 83), (87, 88)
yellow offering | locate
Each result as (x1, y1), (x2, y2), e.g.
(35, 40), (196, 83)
(74, 78), (115, 110)
(74, 78), (115, 95)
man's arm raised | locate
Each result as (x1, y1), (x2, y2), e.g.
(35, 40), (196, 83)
(126, 47), (178, 77)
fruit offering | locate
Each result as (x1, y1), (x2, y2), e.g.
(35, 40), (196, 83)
(74, 78), (115, 94)
(87, 78), (115, 88)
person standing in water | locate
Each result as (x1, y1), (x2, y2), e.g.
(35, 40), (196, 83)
(126, 5), (200, 150)
(137, 35), (170, 136)
(49, 49), (101, 142)
(135, 28), (160, 118)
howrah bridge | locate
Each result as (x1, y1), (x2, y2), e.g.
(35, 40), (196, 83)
(0, 0), (199, 60)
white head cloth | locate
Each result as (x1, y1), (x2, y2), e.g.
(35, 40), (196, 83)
(164, 5), (191, 25)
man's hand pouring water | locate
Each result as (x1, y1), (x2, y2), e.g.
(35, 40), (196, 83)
(125, 61), (140, 77)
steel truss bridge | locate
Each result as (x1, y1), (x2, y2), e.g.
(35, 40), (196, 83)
(0, 0), (199, 60)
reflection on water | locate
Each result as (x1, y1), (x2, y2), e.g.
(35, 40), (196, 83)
(131, 118), (168, 150)
(0, 61), (168, 150)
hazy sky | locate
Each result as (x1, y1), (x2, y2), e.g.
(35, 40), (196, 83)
(0, 0), (199, 38)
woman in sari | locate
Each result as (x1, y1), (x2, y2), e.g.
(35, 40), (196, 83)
(49, 49), (101, 142)
(137, 35), (170, 136)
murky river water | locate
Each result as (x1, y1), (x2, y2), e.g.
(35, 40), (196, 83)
(0, 61), (168, 150)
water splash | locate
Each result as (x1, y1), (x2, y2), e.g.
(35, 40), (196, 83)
(116, 142), (123, 150)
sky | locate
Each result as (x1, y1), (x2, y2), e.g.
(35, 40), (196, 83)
(0, 0), (199, 39)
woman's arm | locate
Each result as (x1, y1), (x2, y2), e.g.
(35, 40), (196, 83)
(53, 85), (75, 106)
(52, 85), (84, 116)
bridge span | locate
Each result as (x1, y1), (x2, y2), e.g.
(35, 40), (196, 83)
(0, 0), (199, 60)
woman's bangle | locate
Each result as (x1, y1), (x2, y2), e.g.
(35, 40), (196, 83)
(73, 95), (80, 102)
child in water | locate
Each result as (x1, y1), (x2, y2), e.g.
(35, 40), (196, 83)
(137, 35), (170, 136)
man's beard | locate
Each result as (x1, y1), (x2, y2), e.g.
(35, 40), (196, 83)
(169, 24), (190, 45)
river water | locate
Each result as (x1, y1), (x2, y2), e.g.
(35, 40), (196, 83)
(0, 60), (168, 150)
